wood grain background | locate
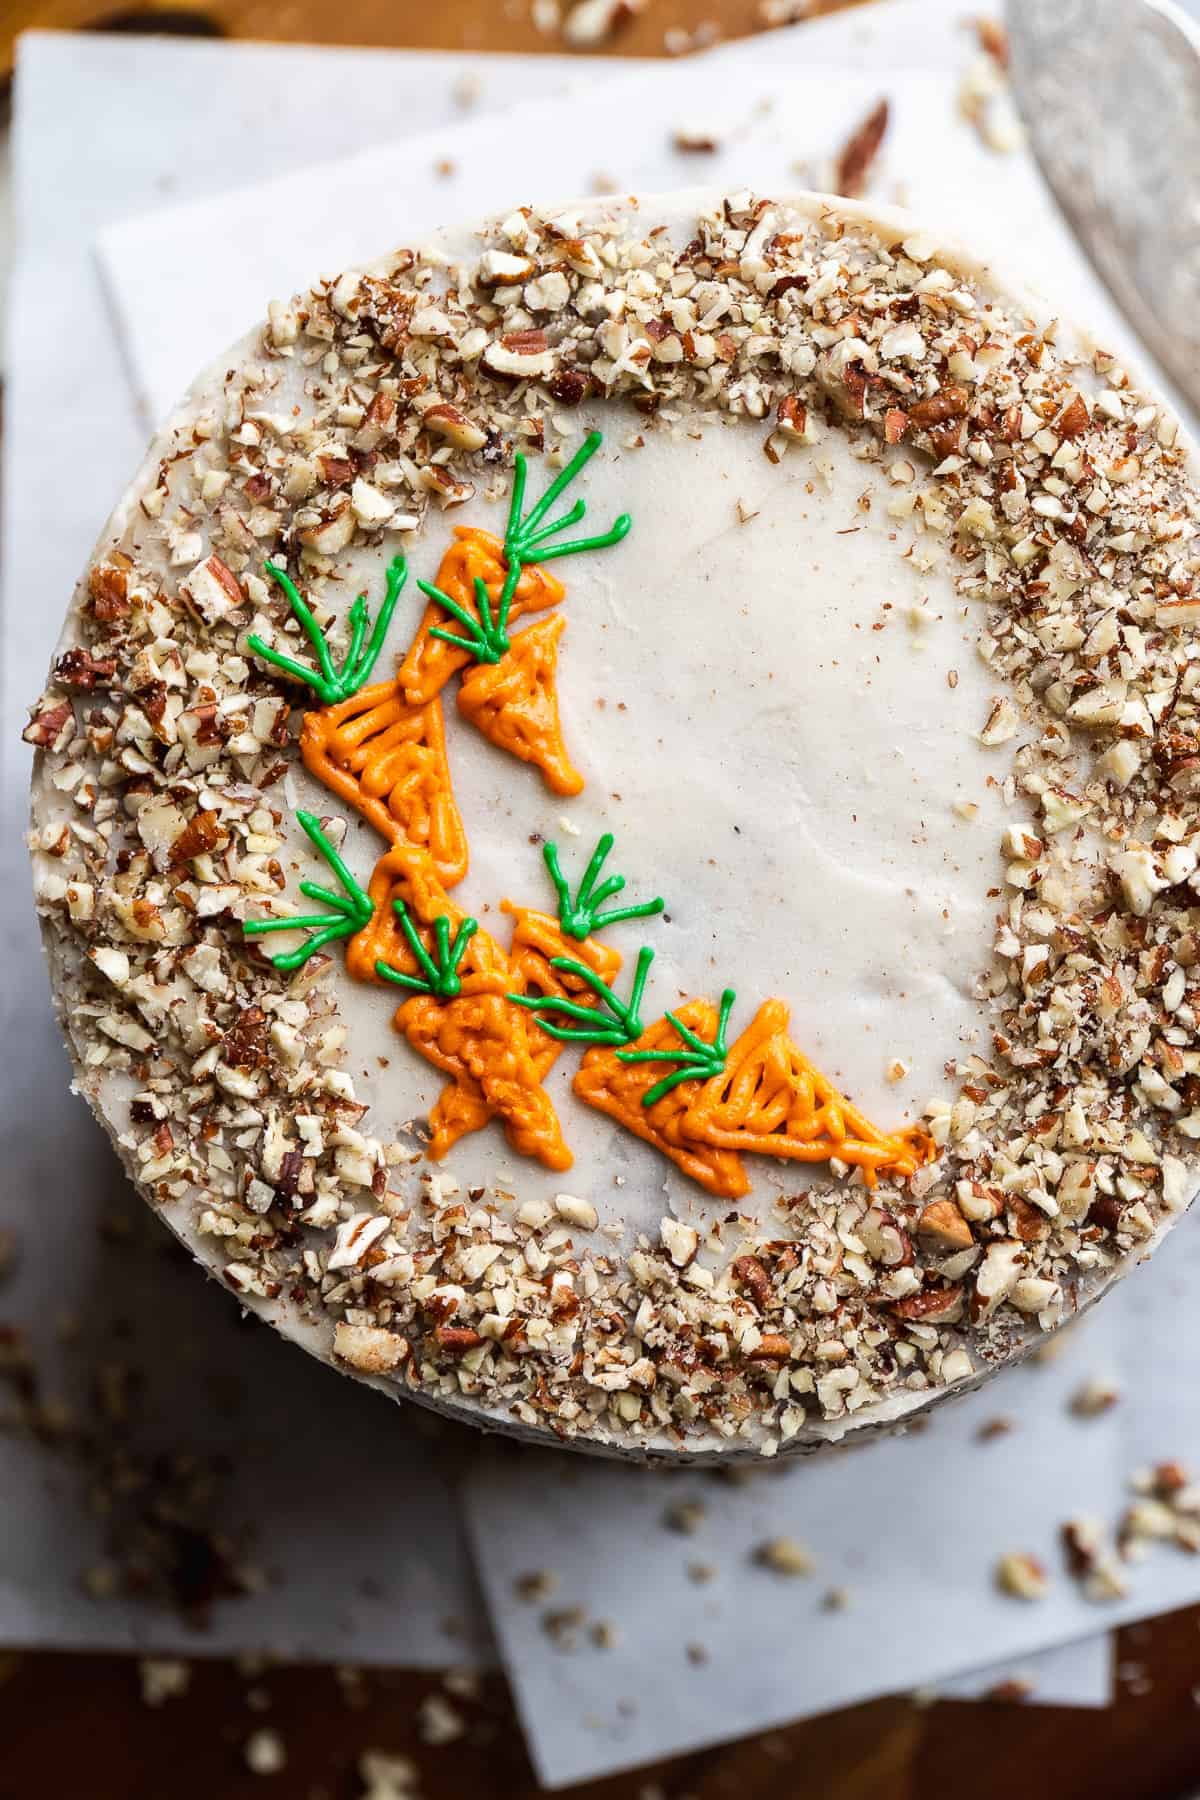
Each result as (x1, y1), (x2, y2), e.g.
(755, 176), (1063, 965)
(0, 0), (868, 78)
(5, 1616), (1200, 1799)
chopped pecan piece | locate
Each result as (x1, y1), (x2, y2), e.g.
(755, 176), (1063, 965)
(434, 1325), (484, 1353)
(547, 367), (593, 406)
(884, 407), (909, 444)
(891, 1283), (964, 1323)
(87, 560), (132, 621)
(1056, 393), (1090, 439)
(223, 1006), (270, 1069)
(731, 1254), (772, 1308)
(54, 648), (117, 690)
(909, 385), (970, 428)
(169, 808), (225, 867)
(23, 698), (73, 749)
(834, 98), (890, 199)
(916, 1200), (973, 1254)
(317, 454), (355, 488)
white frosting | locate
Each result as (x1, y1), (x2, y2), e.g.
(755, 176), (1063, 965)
(291, 415), (1005, 1236)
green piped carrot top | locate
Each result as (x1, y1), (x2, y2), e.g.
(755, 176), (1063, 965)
(247, 555), (407, 705)
(243, 810), (373, 971)
(418, 430), (631, 664)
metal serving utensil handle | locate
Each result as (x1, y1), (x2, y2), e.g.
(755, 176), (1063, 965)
(1007, 0), (1200, 416)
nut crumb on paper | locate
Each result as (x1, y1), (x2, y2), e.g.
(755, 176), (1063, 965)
(957, 22), (1023, 155)
(663, 1498), (706, 1534)
(139, 1658), (191, 1707)
(1070, 1377), (1121, 1418)
(754, 1536), (815, 1577)
(985, 1675), (1034, 1702)
(833, 98), (890, 199)
(995, 1551), (1049, 1600)
(416, 1693), (465, 1746)
(514, 1569), (559, 1603)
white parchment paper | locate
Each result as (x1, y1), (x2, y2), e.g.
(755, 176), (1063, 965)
(100, 52), (1145, 427)
(463, 1243), (1200, 1788)
(10, 7), (1196, 1776)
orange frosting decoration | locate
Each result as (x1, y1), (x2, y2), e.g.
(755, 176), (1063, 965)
(252, 435), (645, 1182)
(402, 985), (573, 1172)
(343, 843), (482, 986)
(300, 682), (467, 888)
(504, 903), (622, 994)
(426, 1076), (492, 1160)
(342, 848), (573, 1170)
(574, 1000), (751, 1199)
(503, 902), (623, 1082)
(398, 527), (564, 707)
(680, 1000), (934, 1186)
(457, 613), (583, 797)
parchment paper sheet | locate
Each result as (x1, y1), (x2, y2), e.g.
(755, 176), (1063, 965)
(9, 10), (1195, 1777)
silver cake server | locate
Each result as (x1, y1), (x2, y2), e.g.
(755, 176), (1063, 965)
(1007, 0), (1200, 415)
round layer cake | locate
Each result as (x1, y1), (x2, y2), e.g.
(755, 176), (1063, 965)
(26, 190), (1200, 1459)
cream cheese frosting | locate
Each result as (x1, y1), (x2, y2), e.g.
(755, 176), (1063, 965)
(272, 418), (1005, 1227)
(26, 190), (1200, 1459)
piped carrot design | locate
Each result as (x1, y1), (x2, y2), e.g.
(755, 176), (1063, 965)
(402, 983), (573, 1172)
(509, 945), (653, 1049)
(678, 1000), (934, 1185)
(241, 437), (931, 1202)
(505, 902), (624, 989)
(240, 433), (643, 1180)
(457, 613), (582, 796)
(425, 1078), (493, 1162)
(400, 432), (630, 792)
(299, 682), (467, 887)
(339, 842), (572, 1168)
(249, 558), (407, 707)
(241, 810), (373, 971)
(501, 830), (656, 1075)
(398, 528), (564, 706)
(617, 988), (736, 1106)
(518, 938), (932, 1191)
(503, 902), (623, 1083)
(574, 998), (751, 1199)
(413, 905), (625, 1154)
(530, 970), (750, 1196)
(245, 549), (467, 884)
(540, 832), (665, 941)
(343, 843), (476, 985)
(376, 904), (479, 998)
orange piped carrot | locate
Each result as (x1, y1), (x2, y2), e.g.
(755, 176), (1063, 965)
(401, 984), (573, 1171)
(503, 902), (623, 1083)
(427, 1075), (493, 1161)
(299, 682), (467, 888)
(680, 999), (934, 1185)
(345, 843), (500, 987)
(504, 903), (623, 994)
(457, 613), (583, 797)
(409, 904), (621, 1163)
(345, 848), (572, 1170)
(398, 527), (564, 706)
(574, 1000), (751, 1199)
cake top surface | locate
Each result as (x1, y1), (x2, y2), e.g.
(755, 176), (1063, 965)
(27, 189), (1200, 1459)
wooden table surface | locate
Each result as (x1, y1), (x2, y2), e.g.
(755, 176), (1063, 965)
(0, 0), (865, 77)
(2, 1), (1200, 1794)
(4, 1611), (1200, 1799)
